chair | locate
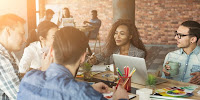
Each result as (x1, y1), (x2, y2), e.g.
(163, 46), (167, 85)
(93, 33), (101, 53)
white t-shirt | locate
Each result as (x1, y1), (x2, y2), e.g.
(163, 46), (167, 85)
(19, 41), (42, 73)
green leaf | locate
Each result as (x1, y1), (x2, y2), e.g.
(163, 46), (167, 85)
(146, 74), (156, 86)
(83, 62), (92, 72)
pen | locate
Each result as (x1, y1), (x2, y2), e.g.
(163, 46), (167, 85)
(116, 78), (121, 89)
(124, 66), (126, 76)
(86, 52), (95, 63)
(117, 68), (123, 76)
(128, 68), (136, 77)
(91, 53), (95, 57)
(127, 66), (130, 77)
(129, 95), (136, 100)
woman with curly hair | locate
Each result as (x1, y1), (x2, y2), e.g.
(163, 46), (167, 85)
(89, 19), (147, 65)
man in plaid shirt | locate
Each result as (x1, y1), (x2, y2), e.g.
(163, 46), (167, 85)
(0, 14), (26, 100)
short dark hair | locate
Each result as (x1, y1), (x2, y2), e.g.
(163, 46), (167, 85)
(37, 21), (57, 39)
(63, 7), (69, 11)
(181, 21), (200, 42)
(91, 10), (97, 14)
(53, 27), (89, 65)
(0, 14), (25, 31)
(46, 9), (54, 15)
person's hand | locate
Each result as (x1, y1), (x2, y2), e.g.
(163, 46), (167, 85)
(189, 72), (200, 84)
(92, 82), (110, 93)
(40, 49), (53, 71)
(162, 61), (170, 76)
(83, 21), (88, 24)
(87, 55), (97, 65)
(112, 86), (129, 100)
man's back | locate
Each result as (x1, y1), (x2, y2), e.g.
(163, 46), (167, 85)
(17, 63), (104, 100)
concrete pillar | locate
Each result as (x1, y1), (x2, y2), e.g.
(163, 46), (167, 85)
(39, 0), (45, 18)
(113, 0), (135, 23)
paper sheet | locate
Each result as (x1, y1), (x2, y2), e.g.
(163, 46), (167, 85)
(103, 92), (136, 100)
(91, 65), (107, 72)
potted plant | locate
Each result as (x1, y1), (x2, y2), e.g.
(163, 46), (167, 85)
(146, 74), (157, 93)
(82, 62), (92, 80)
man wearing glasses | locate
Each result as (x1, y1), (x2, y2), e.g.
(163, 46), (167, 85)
(162, 21), (200, 85)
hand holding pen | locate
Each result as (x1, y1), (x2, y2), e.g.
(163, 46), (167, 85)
(112, 85), (129, 100)
(87, 53), (97, 65)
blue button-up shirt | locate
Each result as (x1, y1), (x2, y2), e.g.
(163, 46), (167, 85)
(17, 63), (107, 100)
(162, 46), (200, 83)
(89, 18), (101, 39)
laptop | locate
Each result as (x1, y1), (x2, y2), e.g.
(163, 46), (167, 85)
(62, 18), (75, 27)
(113, 54), (167, 85)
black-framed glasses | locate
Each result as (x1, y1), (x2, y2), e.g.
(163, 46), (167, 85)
(174, 31), (192, 39)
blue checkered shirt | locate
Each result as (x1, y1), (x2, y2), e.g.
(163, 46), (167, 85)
(0, 44), (20, 100)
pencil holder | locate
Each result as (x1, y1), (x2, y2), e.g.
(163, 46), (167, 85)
(119, 75), (131, 92)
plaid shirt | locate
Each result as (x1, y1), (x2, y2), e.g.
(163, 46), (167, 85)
(0, 44), (20, 100)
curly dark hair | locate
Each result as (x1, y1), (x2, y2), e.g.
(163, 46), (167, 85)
(104, 19), (147, 58)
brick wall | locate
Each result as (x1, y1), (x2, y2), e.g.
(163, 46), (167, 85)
(45, 0), (113, 42)
(136, 0), (200, 45)
(46, 0), (200, 45)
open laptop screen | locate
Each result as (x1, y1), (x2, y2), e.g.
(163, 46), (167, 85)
(62, 18), (74, 27)
(113, 54), (148, 85)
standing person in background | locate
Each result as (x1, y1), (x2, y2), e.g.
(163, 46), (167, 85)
(88, 19), (146, 65)
(83, 10), (101, 39)
(162, 21), (200, 84)
(40, 9), (55, 22)
(0, 14), (26, 100)
(19, 21), (58, 73)
(17, 27), (129, 100)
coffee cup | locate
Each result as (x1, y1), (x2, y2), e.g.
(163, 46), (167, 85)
(165, 61), (180, 77)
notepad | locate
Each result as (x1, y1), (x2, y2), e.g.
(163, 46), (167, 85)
(103, 92), (136, 100)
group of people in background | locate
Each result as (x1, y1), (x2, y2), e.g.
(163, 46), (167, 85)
(41, 8), (101, 40)
(0, 7), (200, 100)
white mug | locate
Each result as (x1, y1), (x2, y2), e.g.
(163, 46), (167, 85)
(106, 64), (114, 72)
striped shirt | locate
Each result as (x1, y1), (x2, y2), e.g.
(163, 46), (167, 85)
(0, 44), (20, 100)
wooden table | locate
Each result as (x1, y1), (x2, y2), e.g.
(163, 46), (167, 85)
(90, 71), (200, 100)
(76, 25), (95, 33)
